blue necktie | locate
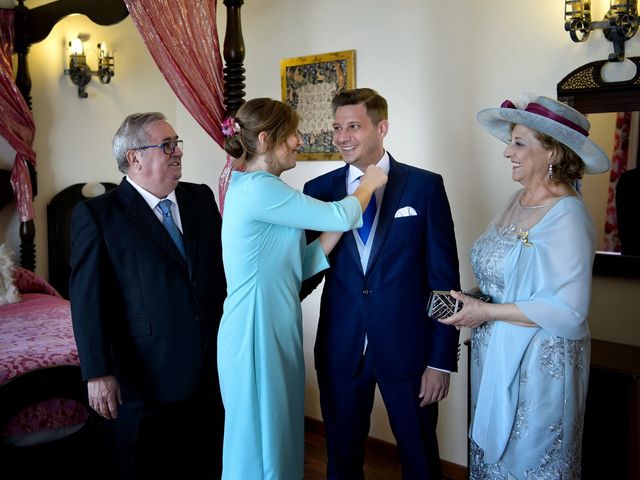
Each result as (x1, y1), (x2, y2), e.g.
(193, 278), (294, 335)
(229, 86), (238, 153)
(157, 199), (186, 259)
(358, 194), (377, 244)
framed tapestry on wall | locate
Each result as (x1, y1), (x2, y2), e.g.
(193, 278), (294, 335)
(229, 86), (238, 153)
(280, 50), (356, 160)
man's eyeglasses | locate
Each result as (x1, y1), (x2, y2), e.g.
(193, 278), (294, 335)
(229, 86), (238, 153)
(134, 140), (183, 156)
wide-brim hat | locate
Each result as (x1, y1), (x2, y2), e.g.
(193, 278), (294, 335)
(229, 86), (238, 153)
(477, 95), (610, 174)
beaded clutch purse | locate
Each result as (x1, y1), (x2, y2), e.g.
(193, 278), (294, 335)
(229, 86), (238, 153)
(427, 290), (492, 320)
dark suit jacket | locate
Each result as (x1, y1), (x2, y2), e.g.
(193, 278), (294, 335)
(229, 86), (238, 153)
(303, 156), (460, 382)
(69, 178), (226, 402)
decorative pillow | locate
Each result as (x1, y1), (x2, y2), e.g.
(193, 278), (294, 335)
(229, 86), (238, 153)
(14, 266), (61, 297)
(0, 243), (21, 305)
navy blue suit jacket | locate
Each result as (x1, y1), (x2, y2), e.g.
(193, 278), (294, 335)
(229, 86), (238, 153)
(303, 156), (460, 382)
(69, 178), (226, 402)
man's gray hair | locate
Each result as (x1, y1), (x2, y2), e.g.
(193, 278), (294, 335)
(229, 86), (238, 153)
(112, 112), (167, 173)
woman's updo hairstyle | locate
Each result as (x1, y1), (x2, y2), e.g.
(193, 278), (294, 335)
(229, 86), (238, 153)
(223, 98), (299, 164)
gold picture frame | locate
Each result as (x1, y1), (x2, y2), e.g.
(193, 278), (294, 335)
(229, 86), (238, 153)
(280, 50), (356, 160)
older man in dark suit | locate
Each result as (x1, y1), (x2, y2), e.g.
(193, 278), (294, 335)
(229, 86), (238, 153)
(69, 112), (226, 479)
(303, 88), (460, 479)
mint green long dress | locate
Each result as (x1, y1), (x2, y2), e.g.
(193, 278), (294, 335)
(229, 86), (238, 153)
(217, 171), (362, 480)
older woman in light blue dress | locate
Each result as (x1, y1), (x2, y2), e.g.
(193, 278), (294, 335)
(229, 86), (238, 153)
(217, 98), (387, 480)
(440, 95), (610, 479)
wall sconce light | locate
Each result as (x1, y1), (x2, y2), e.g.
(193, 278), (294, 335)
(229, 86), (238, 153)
(565, 0), (639, 62)
(64, 36), (115, 98)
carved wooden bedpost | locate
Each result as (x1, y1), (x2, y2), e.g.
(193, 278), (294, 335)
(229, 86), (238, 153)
(14, 0), (32, 109)
(13, 0), (36, 271)
(223, 0), (246, 116)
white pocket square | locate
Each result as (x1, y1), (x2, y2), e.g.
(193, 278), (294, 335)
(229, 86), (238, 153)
(394, 206), (417, 218)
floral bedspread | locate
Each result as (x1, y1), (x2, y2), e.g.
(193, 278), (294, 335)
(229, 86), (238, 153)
(0, 292), (88, 435)
(0, 293), (79, 383)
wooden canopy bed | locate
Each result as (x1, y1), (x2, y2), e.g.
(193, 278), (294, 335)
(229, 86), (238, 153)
(0, 0), (247, 471)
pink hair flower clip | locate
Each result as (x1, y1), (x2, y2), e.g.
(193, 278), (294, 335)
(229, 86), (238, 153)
(221, 117), (241, 138)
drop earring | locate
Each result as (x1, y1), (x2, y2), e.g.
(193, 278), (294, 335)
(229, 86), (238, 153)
(548, 163), (553, 178)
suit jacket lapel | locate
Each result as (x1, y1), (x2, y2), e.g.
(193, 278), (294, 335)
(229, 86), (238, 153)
(118, 179), (187, 268)
(366, 157), (407, 276)
(333, 166), (364, 275)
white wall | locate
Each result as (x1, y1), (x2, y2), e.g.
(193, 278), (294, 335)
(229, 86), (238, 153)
(2, 0), (639, 468)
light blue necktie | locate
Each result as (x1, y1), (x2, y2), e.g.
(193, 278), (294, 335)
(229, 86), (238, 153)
(358, 194), (377, 244)
(157, 199), (186, 259)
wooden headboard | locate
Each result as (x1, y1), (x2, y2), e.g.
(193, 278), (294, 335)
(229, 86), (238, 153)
(2, 0), (246, 271)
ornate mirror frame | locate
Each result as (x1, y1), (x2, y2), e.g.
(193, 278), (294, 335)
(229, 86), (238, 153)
(558, 57), (640, 278)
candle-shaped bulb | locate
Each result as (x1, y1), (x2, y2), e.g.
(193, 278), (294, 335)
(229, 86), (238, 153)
(69, 38), (84, 55)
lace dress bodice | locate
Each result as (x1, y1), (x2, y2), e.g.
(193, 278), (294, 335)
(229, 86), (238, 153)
(471, 191), (560, 301)
(470, 226), (513, 302)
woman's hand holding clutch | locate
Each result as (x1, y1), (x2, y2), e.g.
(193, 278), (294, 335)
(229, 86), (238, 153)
(433, 290), (493, 330)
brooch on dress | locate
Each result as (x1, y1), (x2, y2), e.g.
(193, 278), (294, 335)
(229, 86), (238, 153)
(516, 230), (533, 247)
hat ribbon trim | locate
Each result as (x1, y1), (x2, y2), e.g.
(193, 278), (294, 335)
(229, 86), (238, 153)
(500, 100), (589, 137)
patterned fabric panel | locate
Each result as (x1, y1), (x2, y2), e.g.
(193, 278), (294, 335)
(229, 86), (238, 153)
(4, 398), (88, 437)
(1, 292), (87, 436)
(0, 293), (77, 383)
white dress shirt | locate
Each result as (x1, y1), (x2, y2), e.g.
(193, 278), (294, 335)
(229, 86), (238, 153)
(126, 176), (184, 232)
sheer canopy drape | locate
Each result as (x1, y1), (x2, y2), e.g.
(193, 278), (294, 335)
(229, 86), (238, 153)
(124, 0), (236, 211)
(0, 8), (36, 223)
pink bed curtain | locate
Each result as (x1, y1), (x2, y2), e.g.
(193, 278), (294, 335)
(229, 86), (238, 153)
(123, 0), (235, 212)
(0, 8), (36, 223)
(603, 111), (634, 252)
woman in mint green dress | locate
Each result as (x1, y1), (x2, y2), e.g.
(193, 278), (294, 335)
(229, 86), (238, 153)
(217, 98), (387, 480)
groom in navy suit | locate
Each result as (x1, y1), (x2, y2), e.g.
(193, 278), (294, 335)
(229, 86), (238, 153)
(303, 88), (460, 479)
(69, 113), (226, 479)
